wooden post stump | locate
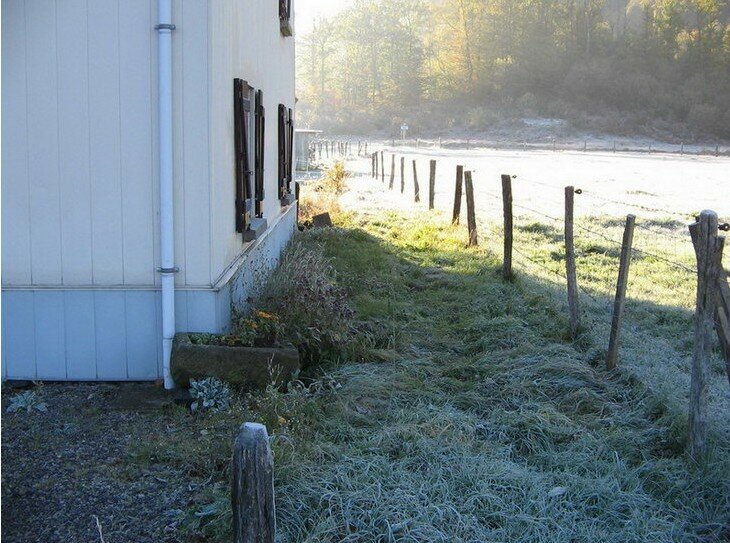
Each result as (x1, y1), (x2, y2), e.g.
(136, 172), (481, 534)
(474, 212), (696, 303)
(565, 186), (580, 338)
(606, 214), (636, 370)
(501, 174), (513, 280)
(429, 160), (436, 210)
(465, 171), (478, 246)
(688, 211), (725, 461)
(412, 160), (420, 203)
(452, 165), (464, 225)
(400, 156), (405, 193)
(389, 154), (395, 189)
(232, 423), (275, 543)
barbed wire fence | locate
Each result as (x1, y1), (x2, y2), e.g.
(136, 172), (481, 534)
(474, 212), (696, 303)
(351, 144), (729, 462)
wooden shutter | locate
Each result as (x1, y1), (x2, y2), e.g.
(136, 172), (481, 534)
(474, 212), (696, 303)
(254, 89), (265, 218)
(233, 78), (252, 233)
(287, 108), (294, 192)
(279, 0), (292, 36)
(278, 104), (287, 200)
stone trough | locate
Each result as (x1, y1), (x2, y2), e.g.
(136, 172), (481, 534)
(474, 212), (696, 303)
(171, 333), (300, 390)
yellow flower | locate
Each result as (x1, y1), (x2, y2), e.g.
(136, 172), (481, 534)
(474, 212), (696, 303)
(277, 416), (288, 426)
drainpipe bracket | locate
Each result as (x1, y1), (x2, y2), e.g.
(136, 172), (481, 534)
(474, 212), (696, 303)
(157, 267), (180, 274)
(155, 23), (176, 31)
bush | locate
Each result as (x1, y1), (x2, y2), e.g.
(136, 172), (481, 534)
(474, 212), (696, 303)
(257, 239), (356, 367)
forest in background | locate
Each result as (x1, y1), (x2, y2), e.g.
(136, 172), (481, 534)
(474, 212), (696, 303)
(296, 0), (730, 141)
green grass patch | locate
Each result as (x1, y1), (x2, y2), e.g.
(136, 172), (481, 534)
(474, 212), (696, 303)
(143, 207), (728, 542)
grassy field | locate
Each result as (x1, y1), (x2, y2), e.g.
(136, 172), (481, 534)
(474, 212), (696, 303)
(157, 195), (728, 541)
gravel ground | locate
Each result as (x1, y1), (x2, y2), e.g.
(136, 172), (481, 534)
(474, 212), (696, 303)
(1, 383), (199, 543)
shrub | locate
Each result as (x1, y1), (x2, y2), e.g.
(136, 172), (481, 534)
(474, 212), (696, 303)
(257, 239), (356, 367)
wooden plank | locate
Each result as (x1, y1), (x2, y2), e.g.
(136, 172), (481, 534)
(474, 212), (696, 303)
(688, 211), (723, 461)
(429, 160), (437, 210)
(716, 304), (730, 387)
(465, 171), (478, 247)
(452, 165), (463, 225)
(232, 423), (276, 543)
(565, 186), (580, 338)
(606, 214), (636, 370)
(501, 174), (513, 280)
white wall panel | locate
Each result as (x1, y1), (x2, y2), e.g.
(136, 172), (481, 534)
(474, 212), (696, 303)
(88, 0), (124, 284)
(1, 1), (32, 284)
(26, 0), (63, 283)
(120, 0), (155, 284)
(57, 0), (93, 285)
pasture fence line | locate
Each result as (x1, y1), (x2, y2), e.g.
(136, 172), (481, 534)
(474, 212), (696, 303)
(365, 148), (729, 463)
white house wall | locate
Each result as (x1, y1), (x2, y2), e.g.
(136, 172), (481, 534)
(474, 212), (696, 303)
(208, 0), (297, 283)
(1, 0), (212, 288)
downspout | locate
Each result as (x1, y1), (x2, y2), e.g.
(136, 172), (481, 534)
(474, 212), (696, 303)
(156, 0), (176, 389)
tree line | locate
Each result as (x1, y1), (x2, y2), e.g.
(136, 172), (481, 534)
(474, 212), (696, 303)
(296, 0), (730, 140)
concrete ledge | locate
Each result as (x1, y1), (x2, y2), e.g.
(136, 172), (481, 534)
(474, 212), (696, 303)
(171, 334), (300, 390)
(243, 217), (268, 242)
(280, 193), (296, 206)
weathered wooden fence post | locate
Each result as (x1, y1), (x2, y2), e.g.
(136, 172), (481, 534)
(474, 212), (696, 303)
(364, 142), (368, 156)
(688, 211), (724, 460)
(452, 165), (464, 225)
(501, 174), (514, 280)
(380, 151), (385, 182)
(565, 186), (580, 338)
(371, 153), (376, 178)
(412, 160), (420, 203)
(232, 423), (275, 543)
(429, 160), (436, 210)
(400, 156), (405, 194)
(606, 214), (636, 370)
(464, 171), (478, 246)
(389, 154), (395, 189)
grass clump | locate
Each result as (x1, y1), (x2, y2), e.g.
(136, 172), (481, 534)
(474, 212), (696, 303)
(299, 161), (349, 224)
(256, 238), (360, 368)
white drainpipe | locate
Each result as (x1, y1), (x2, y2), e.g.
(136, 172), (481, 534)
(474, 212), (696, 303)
(156, 0), (176, 389)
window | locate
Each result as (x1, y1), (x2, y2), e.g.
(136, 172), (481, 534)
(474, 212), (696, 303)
(279, 0), (292, 37)
(233, 78), (252, 234)
(278, 105), (295, 201)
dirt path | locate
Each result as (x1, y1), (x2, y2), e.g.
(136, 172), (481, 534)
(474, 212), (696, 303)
(1, 383), (194, 543)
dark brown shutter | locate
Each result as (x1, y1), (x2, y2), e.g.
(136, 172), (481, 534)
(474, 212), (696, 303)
(254, 89), (265, 218)
(233, 78), (251, 234)
(278, 104), (287, 200)
(287, 107), (294, 191)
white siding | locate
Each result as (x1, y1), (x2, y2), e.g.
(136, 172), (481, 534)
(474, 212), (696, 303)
(208, 0), (297, 282)
(2, 0), (212, 288)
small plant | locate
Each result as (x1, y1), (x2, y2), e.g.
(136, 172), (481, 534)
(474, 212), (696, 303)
(189, 378), (232, 413)
(6, 391), (47, 414)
